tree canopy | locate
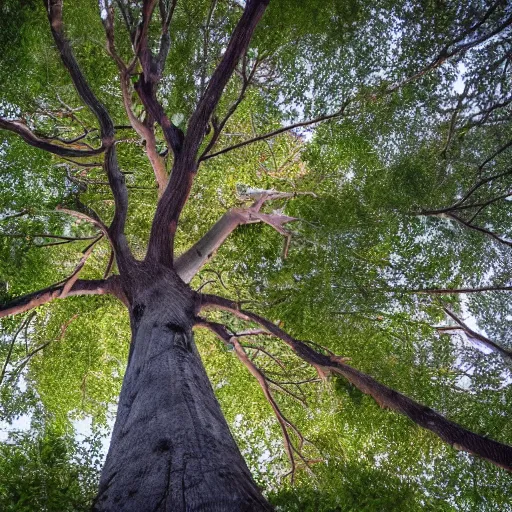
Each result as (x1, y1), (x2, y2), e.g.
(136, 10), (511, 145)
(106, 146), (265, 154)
(0, 0), (511, 510)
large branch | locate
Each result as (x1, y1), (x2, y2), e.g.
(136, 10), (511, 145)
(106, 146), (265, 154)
(175, 193), (297, 282)
(0, 276), (122, 318)
(102, 4), (168, 194)
(0, 118), (105, 158)
(132, 0), (184, 156)
(199, 294), (512, 471)
(182, 0), (270, 157)
(46, 0), (131, 262)
(145, 0), (270, 265)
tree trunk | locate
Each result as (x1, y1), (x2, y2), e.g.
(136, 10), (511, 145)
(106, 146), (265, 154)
(93, 269), (271, 511)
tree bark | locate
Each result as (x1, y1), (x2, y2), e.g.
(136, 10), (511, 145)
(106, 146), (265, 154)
(94, 270), (271, 511)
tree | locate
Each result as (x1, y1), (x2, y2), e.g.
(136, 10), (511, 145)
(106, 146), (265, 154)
(1, 0), (511, 510)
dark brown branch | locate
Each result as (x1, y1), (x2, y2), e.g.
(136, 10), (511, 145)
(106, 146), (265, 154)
(104, 250), (115, 279)
(46, 1), (113, 137)
(0, 118), (105, 158)
(156, 0), (177, 74)
(0, 276), (122, 318)
(145, 0), (270, 265)
(199, 294), (512, 471)
(133, 0), (184, 155)
(102, 4), (168, 194)
(390, 285), (512, 295)
(442, 307), (512, 361)
(449, 165), (512, 211)
(199, 54), (262, 161)
(0, 313), (36, 386)
(446, 212), (512, 248)
(388, 7), (512, 93)
(203, 105), (349, 161)
(6, 314), (78, 385)
(183, 0), (270, 157)
(46, 0), (131, 263)
(0, 210), (29, 222)
(60, 236), (102, 298)
(1, 233), (99, 242)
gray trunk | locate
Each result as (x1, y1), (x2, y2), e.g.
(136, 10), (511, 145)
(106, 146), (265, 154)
(93, 277), (271, 511)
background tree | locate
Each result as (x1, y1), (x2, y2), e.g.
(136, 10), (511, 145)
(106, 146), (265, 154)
(1, 0), (511, 510)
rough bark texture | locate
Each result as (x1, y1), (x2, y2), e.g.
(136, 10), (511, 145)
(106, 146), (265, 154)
(94, 269), (271, 511)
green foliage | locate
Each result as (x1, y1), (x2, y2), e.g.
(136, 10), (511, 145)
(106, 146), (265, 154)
(0, 426), (102, 512)
(1, 0), (512, 510)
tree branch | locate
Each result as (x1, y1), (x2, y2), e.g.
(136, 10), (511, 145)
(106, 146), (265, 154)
(406, 285), (512, 295)
(0, 313), (36, 386)
(387, 6), (512, 93)
(197, 318), (316, 481)
(46, 0), (131, 263)
(102, 1), (168, 194)
(183, 0), (270, 157)
(446, 212), (512, 248)
(145, 0), (270, 265)
(0, 276), (122, 318)
(132, 0), (184, 156)
(442, 307), (512, 361)
(175, 192), (297, 282)
(202, 105), (349, 161)
(60, 236), (102, 298)
(0, 118), (105, 158)
(199, 294), (512, 471)
(4, 314), (78, 386)
(199, 53), (262, 161)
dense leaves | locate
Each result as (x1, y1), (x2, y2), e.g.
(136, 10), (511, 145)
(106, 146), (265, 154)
(1, 0), (511, 510)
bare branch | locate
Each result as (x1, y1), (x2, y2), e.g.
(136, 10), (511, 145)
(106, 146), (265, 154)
(0, 210), (30, 223)
(446, 212), (512, 248)
(199, 294), (512, 471)
(183, 0), (270, 157)
(0, 233), (99, 242)
(0, 276), (122, 318)
(0, 118), (105, 158)
(199, 53), (262, 161)
(203, 105), (349, 161)
(175, 193), (298, 282)
(442, 307), (512, 361)
(406, 285), (512, 294)
(102, 2), (168, 194)
(5, 314), (78, 385)
(132, 0), (184, 155)
(60, 236), (102, 298)
(55, 206), (109, 238)
(197, 318), (314, 481)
